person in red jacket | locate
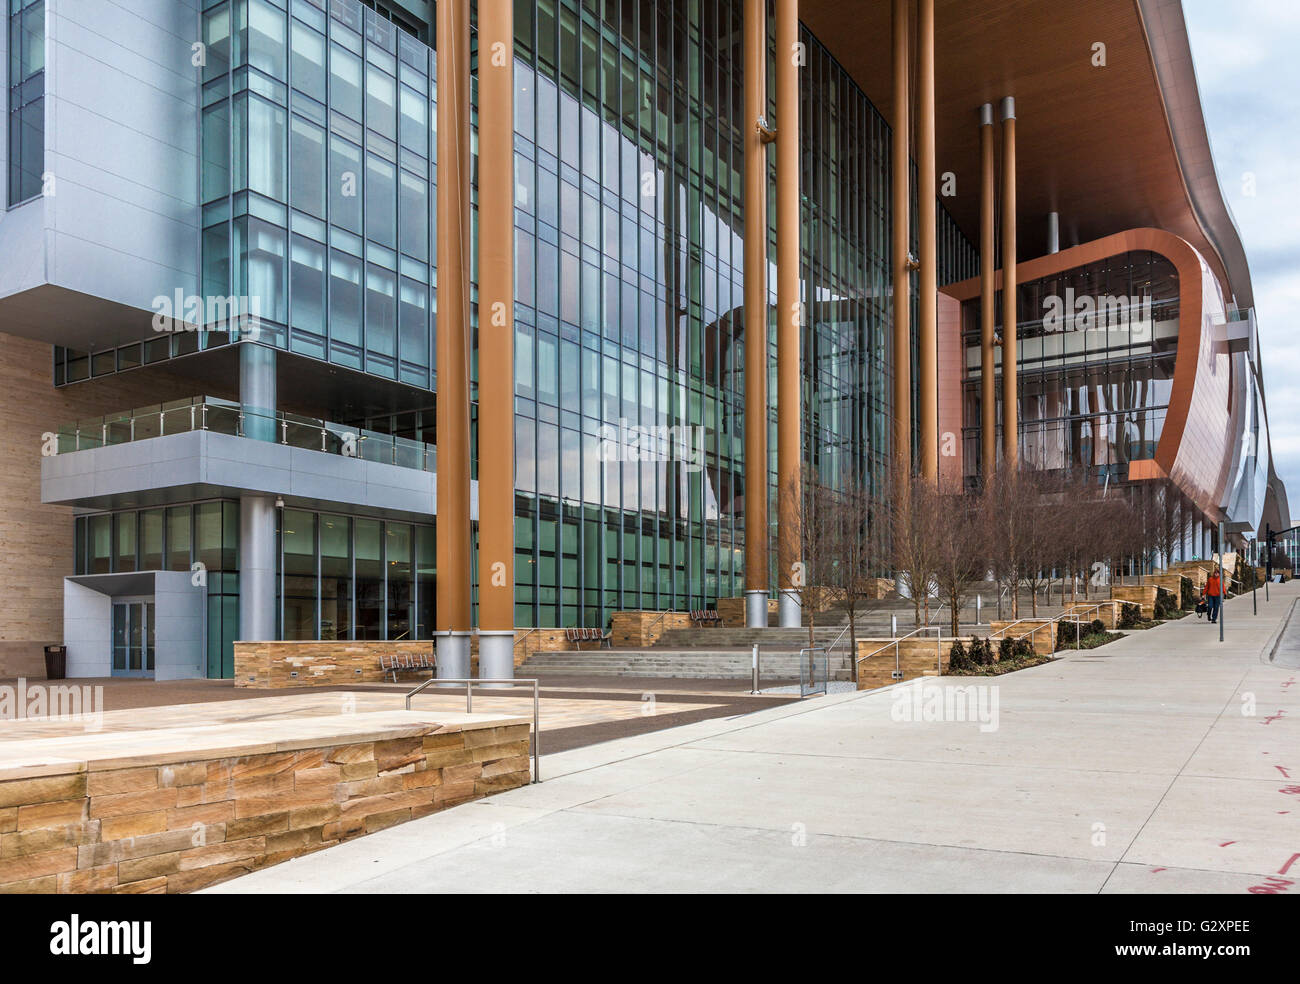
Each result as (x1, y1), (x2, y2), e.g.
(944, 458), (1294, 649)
(1203, 571), (1222, 624)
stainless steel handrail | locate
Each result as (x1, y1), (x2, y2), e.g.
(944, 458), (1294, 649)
(405, 677), (541, 783)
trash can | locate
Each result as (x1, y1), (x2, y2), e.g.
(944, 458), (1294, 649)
(43, 645), (67, 680)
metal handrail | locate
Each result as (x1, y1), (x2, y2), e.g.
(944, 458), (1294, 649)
(646, 609), (677, 635)
(405, 677), (541, 783)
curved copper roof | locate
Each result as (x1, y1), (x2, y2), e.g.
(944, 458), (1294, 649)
(799, 0), (1249, 305)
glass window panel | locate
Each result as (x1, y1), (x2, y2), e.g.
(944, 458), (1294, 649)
(113, 512), (137, 573)
(139, 509), (164, 570)
(289, 20), (325, 101)
(366, 264), (396, 357)
(282, 509), (317, 640)
(365, 153), (396, 246)
(290, 233), (326, 336)
(320, 514), (351, 640)
(366, 63), (396, 140)
(166, 506), (191, 571)
(329, 134), (362, 232)
(329, 44), (362, 121)
(247, 0), (286, 79)
(354, 518), (383, 639)
(398, 169), (427, 259)
(415, 525), (434, 639)
(385, 522), (411, 640)
(248, 96), (287, 201)
(289, 116), (325, 216)
(329, 250), (362, 348)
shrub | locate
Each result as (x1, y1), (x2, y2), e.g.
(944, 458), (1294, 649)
(1013, 637), (1035, 660)
(968, 635), (994, 666)
(1119, 602), (1142, 629)
(948, 638), (975, 673)
(1180, 576), (1195, 611)
(1089, 618), (1105, 637)
(998, 637), (1015, 663)
(1154, 587), (1176, 620)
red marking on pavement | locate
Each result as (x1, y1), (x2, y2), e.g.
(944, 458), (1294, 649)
(1282, 786), (1300, 796)
(1150, 867), (1166, 873)
(1264, 710), (1287, 724)
(1277, 766), (1293, 779)
(1219, 841), (1236, 847)
(1248, 876), (1294, 895)
(1280, 854), (1300, 876)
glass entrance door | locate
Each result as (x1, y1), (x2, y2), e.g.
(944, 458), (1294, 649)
(111, 601), (155, 677)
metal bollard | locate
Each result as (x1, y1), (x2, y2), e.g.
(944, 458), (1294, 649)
(751, 644), (759, 694)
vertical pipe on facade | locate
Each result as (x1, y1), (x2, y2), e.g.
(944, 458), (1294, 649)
(1047, 211), (1060, 254)
(1000, 96), (1018, 469)
(476, 0), (514, 682)
(917, 0), (937, 485)
(891, 0), (911, 482)
(743, 0), (769, 629)
(979, 103), (996, 484)
(776, 0), (801, 628)
(435, 0), (473, 678)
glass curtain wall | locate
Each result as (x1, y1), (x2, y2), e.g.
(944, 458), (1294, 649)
(511, 1), (975, 628)
(200, 0), (435, 384)
(195, 0), (977, 633)
(960, 249), (1180, 483)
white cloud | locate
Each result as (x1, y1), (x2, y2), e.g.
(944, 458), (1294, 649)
(1185, 1), (1300, 509)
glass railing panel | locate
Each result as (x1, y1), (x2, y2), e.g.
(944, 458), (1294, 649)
(52, 398), (438, 473)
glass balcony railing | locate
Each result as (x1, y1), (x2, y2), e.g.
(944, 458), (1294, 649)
(53, 397), (436, 473)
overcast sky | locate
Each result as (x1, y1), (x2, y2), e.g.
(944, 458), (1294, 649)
(1183, 0), (1299, 521)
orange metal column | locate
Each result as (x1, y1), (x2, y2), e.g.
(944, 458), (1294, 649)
(1000, 97), (1018, 468)
(435, 0), (472, 677)
(476, 0), (515, 681)
(917, 0), (937, 485)
(979, 102), (996, 482)
(891, 0), (911, 481)
(775, 0), (801, 628)
(742, 0), (769, 629)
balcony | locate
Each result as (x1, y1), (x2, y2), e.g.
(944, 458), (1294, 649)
(43, 398), (469, 521)
(55, 397), (435, 472)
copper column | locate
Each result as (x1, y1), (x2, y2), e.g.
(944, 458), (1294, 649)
(979, 102), (996, 482)
(742, 0), (769, 629)
(891, 0), (911, 481)
(476, 0), (514, 681)
(1000, 96), (1018, 468)
(435, 0), (472, 677)
(775, 0), (802, 628)
(917, 0), (937, 485)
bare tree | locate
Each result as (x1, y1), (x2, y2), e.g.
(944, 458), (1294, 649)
(932, 481), (985, 636)
(982, 468), (1034, 620)
(1149, 479), (1190, 573)
(890, 475), (943, 628)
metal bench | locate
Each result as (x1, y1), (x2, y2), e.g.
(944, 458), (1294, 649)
(379, 652), (434, 683)
(563, 626), (613, 648)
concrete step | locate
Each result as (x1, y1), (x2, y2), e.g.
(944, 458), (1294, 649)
(520, 647), (852, 680)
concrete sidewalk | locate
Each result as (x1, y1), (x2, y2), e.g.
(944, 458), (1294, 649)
(210, 582), (1300, 894)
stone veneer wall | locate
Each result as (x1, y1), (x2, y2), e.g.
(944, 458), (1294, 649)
(855, 637), (955, 690)
(235, 641), (434, 688)
(1111, 584), (1158, 619)
(608, 611), (695, 647)
(1063, 599), (1124, 629)
(0, 721), (529, 894)
(990, 620), (1057, 655)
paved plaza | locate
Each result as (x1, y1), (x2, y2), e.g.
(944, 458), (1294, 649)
(210, 582), (1300, 893)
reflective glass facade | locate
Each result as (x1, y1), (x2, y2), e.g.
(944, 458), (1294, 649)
(7, 0), (44, 205)
(961, 249), (1180, 483)
(192, 0), (976, 633)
